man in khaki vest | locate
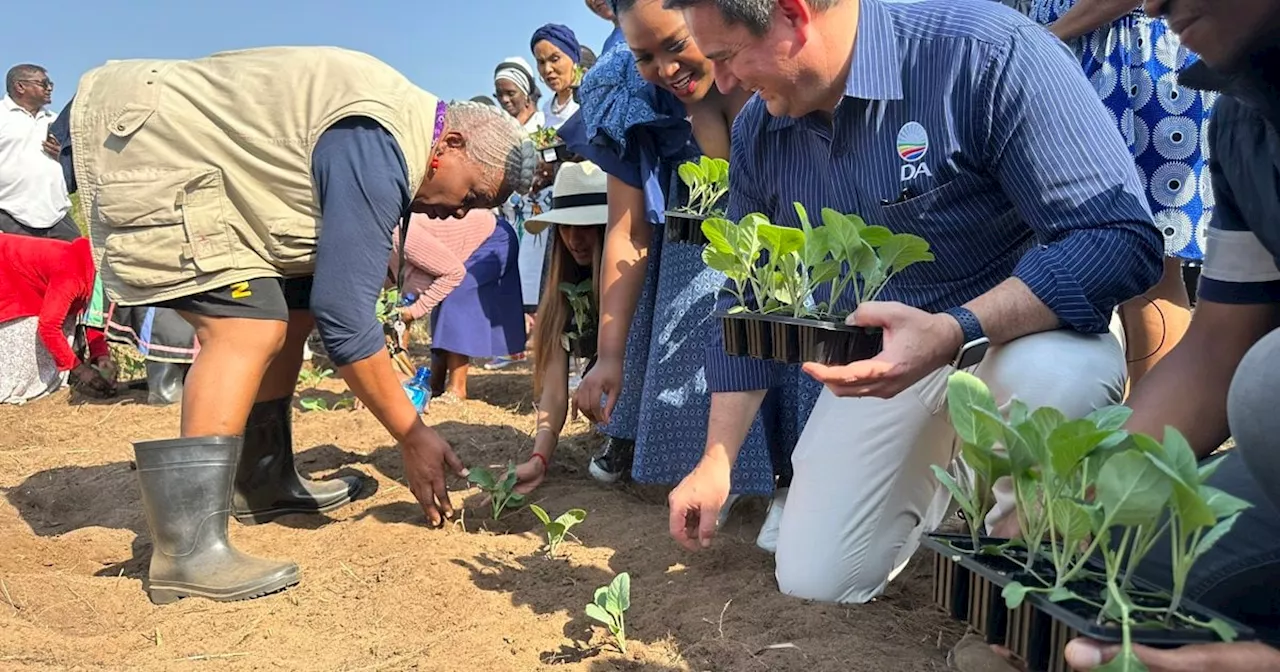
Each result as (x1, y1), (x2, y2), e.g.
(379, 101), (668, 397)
(52, 46), (537, 604)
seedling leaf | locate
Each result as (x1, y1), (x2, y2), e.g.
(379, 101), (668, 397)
(1097, 451), (1173, 528)
(529, 504), (551, 526)
(1003, 582), (1031, 610)
(585, 603), (613, 626)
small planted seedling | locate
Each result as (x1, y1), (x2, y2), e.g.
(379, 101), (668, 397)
(299, 396), (354, 413)
(375, 288), (402, 325)
(558, 279), (596, 357)
(297, 366), (334, 388)
(529, 504), (587, 557)
(586, 572), (630, 654)
(467, 462), (527, 520)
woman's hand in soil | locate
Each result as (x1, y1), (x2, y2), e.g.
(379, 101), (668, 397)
(802, 302), (962, 399)
(573, 356), (622, 425)
(667, 454), (732, 551)
(1066, 639), (1280, 671)
(514, 455), (548, 495)
(401, 424), (467, 526)
(70, 362), (117, 398)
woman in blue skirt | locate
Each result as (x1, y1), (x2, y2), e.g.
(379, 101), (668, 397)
(562, 0), (823, 551)
(1014, 0), (1214, 386)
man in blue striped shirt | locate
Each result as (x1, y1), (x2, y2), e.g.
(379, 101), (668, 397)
(664, 0), (1162, 603)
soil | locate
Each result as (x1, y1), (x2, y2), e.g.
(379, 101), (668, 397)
(0, 357), (964, 671)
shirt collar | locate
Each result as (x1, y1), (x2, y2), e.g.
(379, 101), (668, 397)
(766, 0), (903, 132)
(2, 95), (50, 118)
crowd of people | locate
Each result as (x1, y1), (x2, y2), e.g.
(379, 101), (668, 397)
(2, 0), (1279, 668)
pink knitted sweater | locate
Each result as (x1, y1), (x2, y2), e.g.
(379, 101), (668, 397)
(389, 210), (497, 319)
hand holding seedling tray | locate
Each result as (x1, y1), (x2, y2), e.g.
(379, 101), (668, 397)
(530, 126), (569, 164)
(702, 203), (933, 366)
(666, 156), (729, 245)
(920, 371), (1254, 672)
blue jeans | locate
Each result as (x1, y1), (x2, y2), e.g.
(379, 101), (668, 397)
(49, 97), (75, 194)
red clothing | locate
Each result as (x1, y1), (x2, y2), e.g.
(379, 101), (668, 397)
(0, 234), (99, 371)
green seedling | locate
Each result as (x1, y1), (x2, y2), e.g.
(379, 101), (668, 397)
(677, 156), (730, 218)
(467, 462), (527, 520)
(375, 288), (402, 325)
(585, 572), (630, 654)
(297, 366), (334, 388)
(558, 279), (595, 353)
(529, 505), (587, 557)
(530, 126), (560, 149)
(299, 396), (353, 412)
(701, 205), (933, 319)
(940, 372), (1252, 671)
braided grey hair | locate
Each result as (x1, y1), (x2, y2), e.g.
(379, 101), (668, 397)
(444, 101), (538, 203)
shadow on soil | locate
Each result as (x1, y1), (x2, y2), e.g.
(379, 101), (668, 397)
(3, 443), (379, 580)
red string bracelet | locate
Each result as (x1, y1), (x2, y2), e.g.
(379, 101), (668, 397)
(531, 452), (549, 472)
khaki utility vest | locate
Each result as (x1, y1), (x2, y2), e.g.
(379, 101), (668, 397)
(70, 46), (440, 305)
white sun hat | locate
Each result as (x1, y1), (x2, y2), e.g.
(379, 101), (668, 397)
(523, 161), (608, 235)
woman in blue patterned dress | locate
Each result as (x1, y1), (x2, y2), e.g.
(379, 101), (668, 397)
(1018, 0), (1213, 386)
(560, 0), (823, 550)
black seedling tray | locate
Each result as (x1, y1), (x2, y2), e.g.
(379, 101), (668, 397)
(664, 210), (708, 245)
(718, 312), (882, 365)
(921, 533), (1256, 672)
(538, 141), (570, 164)
(569, 332), (598, 360)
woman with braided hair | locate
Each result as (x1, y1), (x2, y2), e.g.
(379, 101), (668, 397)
(54, 47), (537, 605)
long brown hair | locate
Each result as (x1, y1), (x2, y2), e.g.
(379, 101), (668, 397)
(533, 224), (604, 396)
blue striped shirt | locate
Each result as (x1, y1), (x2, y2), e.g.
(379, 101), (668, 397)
(707, 0), (1161, 392)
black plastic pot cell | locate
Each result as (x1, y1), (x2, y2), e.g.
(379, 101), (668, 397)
(930, 544), (971, 621)
(920, 535), (1014, 644)
(538, 142), (570, 164)
(720, 313), (749, 357)
(664, 210), (708, 245)
(715, 313), (883, 365)
(1006, 600), (1053, 672)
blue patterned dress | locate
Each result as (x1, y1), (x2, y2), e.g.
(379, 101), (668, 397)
(561, 42), (820, 494)
(1026, 2), (1216, 260)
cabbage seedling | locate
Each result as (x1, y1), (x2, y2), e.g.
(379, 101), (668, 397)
(585, 572), (630, 654)
(467, 462), (527, 520)
(529, 504), (587, 557)
(530, 126), (560, 149)
(558, 280), (595, 353)
(677, 156), (730, 217)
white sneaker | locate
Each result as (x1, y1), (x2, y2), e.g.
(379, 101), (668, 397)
(755, 487), (789, 553)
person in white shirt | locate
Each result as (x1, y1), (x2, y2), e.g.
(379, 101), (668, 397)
(531, 24), (583, 130)
(0, 65), (76, 241)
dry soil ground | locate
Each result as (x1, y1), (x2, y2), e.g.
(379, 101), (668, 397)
(0, 360), (965, 671)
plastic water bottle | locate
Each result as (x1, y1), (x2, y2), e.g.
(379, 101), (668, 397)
(403, 366), (431, 414)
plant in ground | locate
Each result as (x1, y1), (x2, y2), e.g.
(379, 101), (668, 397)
(297, 366), (334, 388)
(375, 287), (402, 325)
(558, 280), (595, 353)
(937, 371), (1252, 671)
(700, 205), (933, 320)
(466, 462), (527, 520)
(299, 396), (354, 412)
(676, 156), (730, 218)
(529, 504), (587, 557)
(530, 126), (560, 149)
(585, 572), (630, 654)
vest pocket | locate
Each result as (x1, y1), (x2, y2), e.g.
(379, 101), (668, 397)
(96, 169), (237, 289)
(264, 218), (318, 274)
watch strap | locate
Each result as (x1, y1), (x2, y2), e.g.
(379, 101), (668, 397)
(944, 306), (985, 344)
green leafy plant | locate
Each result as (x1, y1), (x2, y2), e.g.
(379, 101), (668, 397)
(558, 280), (595, 352)
(701, 205), (933, 320)
(585, 572), (630, 654)
(466, 462), (527, 520)
(676, 156), (730, 218)
(937, 371), (1252, 670)
(297, 366), (334, 388)
(529, 504), (587, 557)
(530, 126), (560, 149)
(299, 396), (354, 412)
(375, 288), (402, 325)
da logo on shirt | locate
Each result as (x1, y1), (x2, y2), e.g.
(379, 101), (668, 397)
(897, 121), (933, 182)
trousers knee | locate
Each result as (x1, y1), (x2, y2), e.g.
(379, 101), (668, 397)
(1229, 328), (1280, 508)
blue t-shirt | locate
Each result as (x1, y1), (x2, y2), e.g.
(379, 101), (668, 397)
(310, 117), (413, 366)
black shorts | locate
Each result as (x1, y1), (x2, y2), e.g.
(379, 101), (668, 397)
(154, 277), (314, 321)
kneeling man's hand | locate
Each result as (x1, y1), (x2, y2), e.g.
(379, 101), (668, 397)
(802, 301), (963, 399)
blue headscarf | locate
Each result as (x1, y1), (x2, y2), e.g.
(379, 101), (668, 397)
(530, 24), (582, 64)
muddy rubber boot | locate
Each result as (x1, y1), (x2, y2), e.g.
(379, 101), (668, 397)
(133, 436), (300, 604)
(232, 397), (363, 525)
(145, 361), (187, 406)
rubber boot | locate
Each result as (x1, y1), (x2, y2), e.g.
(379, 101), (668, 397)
(133, 436), (300, 604)
(232, 397), (363, 524)
(145, 361), (187, 406)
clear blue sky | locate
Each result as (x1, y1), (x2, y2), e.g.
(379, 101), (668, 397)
(9, 0), (615, 110)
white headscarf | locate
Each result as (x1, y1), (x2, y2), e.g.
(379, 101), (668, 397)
(494, 57), (537, 97)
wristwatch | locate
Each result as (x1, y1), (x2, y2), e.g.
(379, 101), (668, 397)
(943, 306), (990, 369)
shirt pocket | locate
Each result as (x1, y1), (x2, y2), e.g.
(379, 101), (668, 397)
(872, 176), (987, 283)
(264, 217), (320, 275)
(95, 168), (237, 289)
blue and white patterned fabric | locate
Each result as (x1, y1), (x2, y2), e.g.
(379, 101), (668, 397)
(563, 41), (811, 495)
(1027, 2), (1215, 260)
